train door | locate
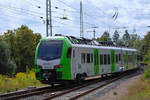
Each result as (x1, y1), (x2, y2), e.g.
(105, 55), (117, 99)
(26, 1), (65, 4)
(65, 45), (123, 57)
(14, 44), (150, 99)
(71, 47), (78, 79)
(99, 49), (111, 74)
(71, 47), (85, 79)
(80, 48), (94, 76)
(86, 49), (94, 76)
(115, 50), (122, 72)
(72, 47), (91, 78)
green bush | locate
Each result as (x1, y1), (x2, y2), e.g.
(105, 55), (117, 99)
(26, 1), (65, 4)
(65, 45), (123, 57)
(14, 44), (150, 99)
(143, 67), (150, 79)
(0, 69), (46, 94)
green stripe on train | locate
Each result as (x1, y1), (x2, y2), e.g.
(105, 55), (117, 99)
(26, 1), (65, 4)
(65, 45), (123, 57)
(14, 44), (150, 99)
(94, 49), (99, 74)
(111, 50), (115, 72)
(34, 40), (43, 80)
(57, 38), (72, 80)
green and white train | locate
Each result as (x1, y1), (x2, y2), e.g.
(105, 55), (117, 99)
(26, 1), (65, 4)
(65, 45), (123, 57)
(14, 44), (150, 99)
(35, 35), (138, 84)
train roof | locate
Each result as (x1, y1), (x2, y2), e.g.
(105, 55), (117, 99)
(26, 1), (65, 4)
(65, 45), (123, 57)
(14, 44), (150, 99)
(72, 44), (137, 52)
(43, 35), (137, 52)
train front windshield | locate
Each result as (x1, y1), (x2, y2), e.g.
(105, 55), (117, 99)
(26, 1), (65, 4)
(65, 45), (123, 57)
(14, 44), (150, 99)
(38, 40), (63, 60)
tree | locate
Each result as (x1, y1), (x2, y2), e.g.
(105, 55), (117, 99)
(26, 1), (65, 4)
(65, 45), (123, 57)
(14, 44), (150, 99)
(113, 30), (120, 45)
(143, 31), (150, 55)
(3, 30), (17, 61)
(2, 25), (41, 72)
(128, 34), (140, 48)
(96, 31), (111, 42)
(122, 30), (130, 46)
(0, 37), (16, 76)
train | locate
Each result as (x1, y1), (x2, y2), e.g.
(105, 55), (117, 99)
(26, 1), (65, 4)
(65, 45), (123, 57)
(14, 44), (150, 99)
(35, 35), (138, 85)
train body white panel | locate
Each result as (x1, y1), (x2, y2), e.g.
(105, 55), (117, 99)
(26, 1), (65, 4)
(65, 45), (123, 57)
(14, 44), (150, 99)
(37, 59), (60, 69)
(70, 44), (138, 80)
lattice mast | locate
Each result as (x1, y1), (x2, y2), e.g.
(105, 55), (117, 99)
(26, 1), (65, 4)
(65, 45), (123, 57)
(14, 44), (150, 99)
(46, 0), (52, 37)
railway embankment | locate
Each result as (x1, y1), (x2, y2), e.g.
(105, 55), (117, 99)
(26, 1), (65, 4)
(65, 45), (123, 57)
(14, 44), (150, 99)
(95, 73), (142, 100)
(121, 66), (150, 100)
(95, 65), (150, 100)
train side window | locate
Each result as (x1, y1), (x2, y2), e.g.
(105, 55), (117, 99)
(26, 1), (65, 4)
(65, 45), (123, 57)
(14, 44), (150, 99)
(119, 54), (121, 61)
(135, 54), (137, 60)
(91, 54), (93, 63)
(81, 53), (86, 63)
(73, 50), (75, 58)
(108, 55), (110, 64)
(87, 53), (90, 63)
(67, 48), (72, 58)
(124, 54), (126, 63)
(104, 55), (107, 64)
(128, 55), (130, 62)
(129, 55), (132, 63)
(128, 55), (130, 63)
(100, 55), (103, 65)
(116, 55), (118, 63)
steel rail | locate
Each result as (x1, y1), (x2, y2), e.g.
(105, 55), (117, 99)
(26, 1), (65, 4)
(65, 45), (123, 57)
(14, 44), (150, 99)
(0, 85), (62, 100)
(43, 68), (139, 100)
(43, 79), (104, 100)
(69, 73), (128, 100)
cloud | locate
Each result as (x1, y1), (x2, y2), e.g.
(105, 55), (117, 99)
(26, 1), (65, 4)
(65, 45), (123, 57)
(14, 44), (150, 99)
(0, 0), (150, 38)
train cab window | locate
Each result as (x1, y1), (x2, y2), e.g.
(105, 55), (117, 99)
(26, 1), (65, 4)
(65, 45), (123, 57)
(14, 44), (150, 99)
(100, 55), (103, 65)
(67, 48), (72, 58)
(108, 55), (110, 64)
(104, 55), (107, 64)
(87, 53), (90, 63)
(81, 53), (86, 63)
(91, 54), (93, 63)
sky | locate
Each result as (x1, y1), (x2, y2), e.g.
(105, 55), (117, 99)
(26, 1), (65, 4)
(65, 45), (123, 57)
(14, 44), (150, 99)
(0, 0), (150, 39)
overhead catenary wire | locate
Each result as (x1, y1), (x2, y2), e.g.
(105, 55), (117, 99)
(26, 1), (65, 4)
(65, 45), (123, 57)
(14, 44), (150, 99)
(0, 6), (44, 19)
(0, 7), (45, 25)
(24, 0), (111, 29)
(25, 0), (43, 9)
(0, 4), (45, 16)
(0, 3), (92, 29)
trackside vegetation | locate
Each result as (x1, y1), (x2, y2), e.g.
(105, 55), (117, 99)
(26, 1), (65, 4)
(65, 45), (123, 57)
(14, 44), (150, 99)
(0, 68), (46, 94)
(0, 25), (150, 95)
(123, 64), (150, 100)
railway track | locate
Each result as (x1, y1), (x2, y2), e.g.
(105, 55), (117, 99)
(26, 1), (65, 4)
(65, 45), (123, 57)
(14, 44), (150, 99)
(0, 68), (140, 100)
(43, 69), (139, 100)
(0, 78), (101, 100)
(69, 73), (127, 100)
(0, 85), (63, 100)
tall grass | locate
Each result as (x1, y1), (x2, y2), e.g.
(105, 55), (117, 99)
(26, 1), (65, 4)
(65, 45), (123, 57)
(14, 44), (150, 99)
(0, 69), (46, 94)
(123, 79), (150, 100)
(123, 65), (150, 100)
